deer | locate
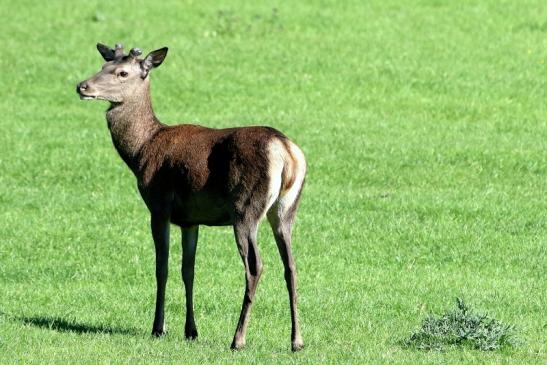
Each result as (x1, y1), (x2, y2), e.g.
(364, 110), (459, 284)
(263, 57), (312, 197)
(76, 43), (306, 351)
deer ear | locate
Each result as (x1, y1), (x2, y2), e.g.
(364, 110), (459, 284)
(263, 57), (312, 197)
(97, 43), (115, 61)
(141, 47), (168, 75)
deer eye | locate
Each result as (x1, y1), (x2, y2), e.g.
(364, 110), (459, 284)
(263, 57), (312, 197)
(118, 71), (129, 77)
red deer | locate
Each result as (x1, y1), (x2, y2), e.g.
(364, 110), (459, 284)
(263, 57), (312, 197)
(77, 43), (306, 351)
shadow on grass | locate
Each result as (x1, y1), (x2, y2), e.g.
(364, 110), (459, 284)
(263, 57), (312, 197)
(1, 312), (138, 335)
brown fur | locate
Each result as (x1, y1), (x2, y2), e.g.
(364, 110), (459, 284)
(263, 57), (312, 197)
(135, 123), (282, 226)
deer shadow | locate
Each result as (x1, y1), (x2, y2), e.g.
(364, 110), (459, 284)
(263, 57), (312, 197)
(3, 312), (138, 335)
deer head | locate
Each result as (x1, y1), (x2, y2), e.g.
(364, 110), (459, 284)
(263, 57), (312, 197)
(77, 43), (168, 103)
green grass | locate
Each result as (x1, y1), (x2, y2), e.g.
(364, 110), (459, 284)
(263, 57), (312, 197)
(0, 0), (545, 363)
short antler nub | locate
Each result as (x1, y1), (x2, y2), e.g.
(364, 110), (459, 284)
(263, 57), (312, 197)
(114, 43), (124, 60)
(129, 48), (142, 58)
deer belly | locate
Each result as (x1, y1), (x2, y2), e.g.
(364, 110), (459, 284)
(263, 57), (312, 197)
(171, 192), (233, 227)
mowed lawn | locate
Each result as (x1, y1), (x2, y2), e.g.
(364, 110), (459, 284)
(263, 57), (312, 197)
(0, 0), (545, 363)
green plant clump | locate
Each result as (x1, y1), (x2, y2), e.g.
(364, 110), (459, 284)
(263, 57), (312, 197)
(405, 299), (519, 351)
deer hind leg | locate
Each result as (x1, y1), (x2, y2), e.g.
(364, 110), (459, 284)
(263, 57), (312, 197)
(267, 190), (304, 351)
(231, 219), (263, 350)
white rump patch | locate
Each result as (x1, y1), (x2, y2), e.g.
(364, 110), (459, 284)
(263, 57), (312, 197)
(265, 139), (285, 217)
(265, 138), (306, 219)
(278, 141), (306, 215)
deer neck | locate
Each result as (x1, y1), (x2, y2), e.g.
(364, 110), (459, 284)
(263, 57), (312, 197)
(106, 83), (162, 169)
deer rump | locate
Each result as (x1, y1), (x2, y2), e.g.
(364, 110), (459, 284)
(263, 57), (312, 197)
(136, 124), (304, 228)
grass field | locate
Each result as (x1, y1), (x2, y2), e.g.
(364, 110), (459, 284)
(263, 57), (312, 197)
(0, 0), (545, 363)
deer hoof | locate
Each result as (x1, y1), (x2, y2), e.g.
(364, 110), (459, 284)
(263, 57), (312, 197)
(185, 328), (198, 340)
(291, 339), (304, 352)
(151, 326), (167, 337)
(230, 338), (246, 351)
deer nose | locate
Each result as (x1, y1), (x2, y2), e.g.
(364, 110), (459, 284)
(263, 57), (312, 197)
(77, 82), (89, 93)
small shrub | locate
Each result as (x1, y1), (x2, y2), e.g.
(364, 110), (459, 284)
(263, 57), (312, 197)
(404, 298), (519, 351)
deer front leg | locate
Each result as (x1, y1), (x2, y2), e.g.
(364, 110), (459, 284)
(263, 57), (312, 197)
(231, 221), (263, 350)
(181, 225), (199, 339)
(151, 214), (170, 336)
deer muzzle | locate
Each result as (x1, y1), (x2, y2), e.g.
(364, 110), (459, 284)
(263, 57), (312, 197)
(76, 81), (96, 99)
